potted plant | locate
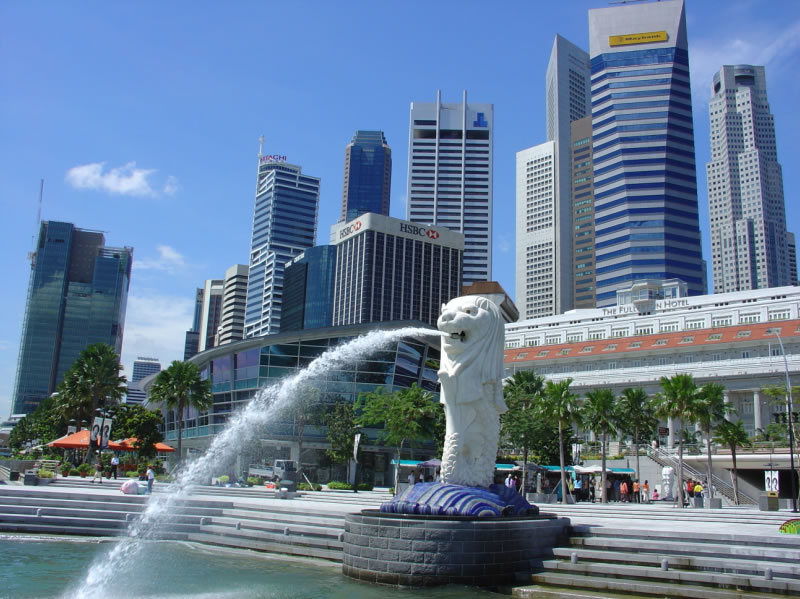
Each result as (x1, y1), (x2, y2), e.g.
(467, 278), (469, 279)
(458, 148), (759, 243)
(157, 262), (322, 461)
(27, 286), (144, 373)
(61, 463), (72, 478)
(77, 463), (92, 478)
(37, 469), (55, 485)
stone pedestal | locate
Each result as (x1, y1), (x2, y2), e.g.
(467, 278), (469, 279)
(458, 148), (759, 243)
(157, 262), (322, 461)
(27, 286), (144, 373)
(342, 510), (569, 587)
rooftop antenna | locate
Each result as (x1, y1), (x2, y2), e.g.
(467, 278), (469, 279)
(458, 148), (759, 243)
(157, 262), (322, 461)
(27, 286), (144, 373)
(27, 179), (43, 266)
(258, 135), (264, 158)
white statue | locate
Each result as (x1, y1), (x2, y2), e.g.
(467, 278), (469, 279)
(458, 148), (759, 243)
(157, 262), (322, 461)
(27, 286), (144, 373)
(661, 466), (675, 500)
(437, 295), (507, 488)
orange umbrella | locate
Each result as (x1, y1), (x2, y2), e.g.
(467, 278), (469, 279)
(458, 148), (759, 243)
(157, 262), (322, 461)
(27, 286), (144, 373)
(117, 437), (175, 453)
(47, 429), (125, 450)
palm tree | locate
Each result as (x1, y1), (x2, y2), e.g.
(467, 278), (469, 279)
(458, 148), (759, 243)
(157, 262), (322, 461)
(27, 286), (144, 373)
(54, 367), (93, 432)
(502, 370), (545, 492)
(654, 373), (699, 506)
(618, 387), (657, 485)
(712, 420), (751, 505)
(149, 361), (212, 463)
(694, 382), (733, 501)
(582, 388), (618, 503)
(540, 378), (581, 504)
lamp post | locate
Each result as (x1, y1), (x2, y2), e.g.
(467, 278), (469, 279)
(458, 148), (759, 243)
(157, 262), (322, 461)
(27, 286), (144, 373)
(771, 330), (798, 513)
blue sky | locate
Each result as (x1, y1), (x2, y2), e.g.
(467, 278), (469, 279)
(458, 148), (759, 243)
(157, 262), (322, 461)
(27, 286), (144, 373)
(2, 0), (799, 418)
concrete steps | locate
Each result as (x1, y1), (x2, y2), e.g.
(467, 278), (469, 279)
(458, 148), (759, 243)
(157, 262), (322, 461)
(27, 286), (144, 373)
(516, 522), (800, 598)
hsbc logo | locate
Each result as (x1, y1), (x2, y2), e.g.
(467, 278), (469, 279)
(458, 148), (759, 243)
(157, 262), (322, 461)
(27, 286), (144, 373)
(339, 220), (362, 239)
(400, 223), (441, 239)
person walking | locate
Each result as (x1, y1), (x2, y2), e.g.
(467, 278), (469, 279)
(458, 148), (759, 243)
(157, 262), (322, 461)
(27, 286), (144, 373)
(620, 479), (629, 502)
(110, 455), (119, 480)
(633, 479), (641, 503)
(91, 458), (103, 484)
(642, 480), (650, 503)
(145, 464), (155, 495)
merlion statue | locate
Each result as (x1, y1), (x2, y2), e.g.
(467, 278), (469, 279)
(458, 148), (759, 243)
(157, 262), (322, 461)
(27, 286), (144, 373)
(380, 296), (537, 517)
(437, 295), (507, 487)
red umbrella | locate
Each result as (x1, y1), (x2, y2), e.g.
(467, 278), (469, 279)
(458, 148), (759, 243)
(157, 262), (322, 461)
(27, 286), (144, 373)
(117, 437), (175, 453)
(47, 429), (125, 450)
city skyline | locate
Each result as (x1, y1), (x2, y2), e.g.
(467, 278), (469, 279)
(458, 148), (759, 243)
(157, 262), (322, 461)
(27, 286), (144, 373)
(2, 1), (799, 417)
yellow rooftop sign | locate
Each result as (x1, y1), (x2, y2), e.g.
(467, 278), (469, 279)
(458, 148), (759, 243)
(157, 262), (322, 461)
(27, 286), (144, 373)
(609, 31), (668, 47)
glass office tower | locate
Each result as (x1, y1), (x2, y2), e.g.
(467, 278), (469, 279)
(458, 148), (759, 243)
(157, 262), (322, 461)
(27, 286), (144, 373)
(589, 0), (704, 306)
(245, 157), (320, 338)
(281, 245), (337, 333)
(12, 221), (132, 414)
(341, 130), (392, 222)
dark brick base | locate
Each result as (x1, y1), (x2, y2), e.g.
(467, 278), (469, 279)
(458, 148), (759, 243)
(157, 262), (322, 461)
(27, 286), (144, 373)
(342, 510), (569, 587)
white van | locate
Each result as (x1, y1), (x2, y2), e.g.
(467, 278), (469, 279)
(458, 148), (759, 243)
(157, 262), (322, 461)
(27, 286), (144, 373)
(273, 459), (296, 480)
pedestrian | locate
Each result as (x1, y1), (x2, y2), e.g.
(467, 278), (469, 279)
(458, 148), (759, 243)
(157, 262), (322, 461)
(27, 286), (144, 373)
(613, 478), (620, 502)
(687, 479), (694, 499)
(434, 468), (441, 482)
(418, 470), (424, 484)
(589, 482), (595, 503)
(620, 479), (629, 502)
(407, 470), (416, 486)
(633, 479), (640, 503)
(91, 458), (103, 484)
(110, 455), (119, 480)
(652, 488), (659, 501)
(505, 473), (515, 490)
(642, 480), (650, 503)
(146, 464), (155, 495)
(574, 476), (583, 501)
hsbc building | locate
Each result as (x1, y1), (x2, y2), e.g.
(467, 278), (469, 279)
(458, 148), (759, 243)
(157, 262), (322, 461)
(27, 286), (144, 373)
(330, 213), (464, 326)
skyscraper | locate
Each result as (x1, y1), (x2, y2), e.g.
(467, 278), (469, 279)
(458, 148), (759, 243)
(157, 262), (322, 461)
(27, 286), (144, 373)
(589, 0), (704, 307)
(341, 130), (392, 222)
(197, 278), (223, 353)
(12, 221), (132, 414)
(218, 264), (248, 346)
(571, 116), (597, 309)
(245, 154), (320, 337)
(707, 65), (793, 292)
(126, 357), (161, 405)
(516, 142), (558, 319)
(407, 90), (492, 284)
(281, 246), (337, 333)
(331, 213), (463, 327)
(546, 34), (591, 313)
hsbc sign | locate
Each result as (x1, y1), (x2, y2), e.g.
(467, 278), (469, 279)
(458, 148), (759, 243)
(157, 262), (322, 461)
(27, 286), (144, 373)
(339, 220), (363, 239)
(399, 223), (440, 239)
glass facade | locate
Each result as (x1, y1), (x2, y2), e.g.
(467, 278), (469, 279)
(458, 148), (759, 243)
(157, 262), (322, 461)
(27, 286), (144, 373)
(174, 323), (441, 445)
(12, 222), (132, 414)
(281, 245), (337, 333)
(341, 130), (391, 222)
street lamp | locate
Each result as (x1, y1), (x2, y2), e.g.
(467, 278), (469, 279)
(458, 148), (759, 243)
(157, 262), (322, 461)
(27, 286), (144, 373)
(770, 330), (798, 513)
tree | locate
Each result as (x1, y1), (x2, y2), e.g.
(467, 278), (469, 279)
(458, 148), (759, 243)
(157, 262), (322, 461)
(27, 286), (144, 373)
(582, 388), (618, 503)
(109, 404), (165, 459)
(149, 360), (212, 463)
(355, 383), (438, 490)
(539, 378), (581, 504)
(501, 371), (545, 492)
(713, 419), (751, 505)
(326, 402), (359, 465)
(654, 373), (699, 506)
(617, 387), (657, 485)
(65, 343), (127, 463)
(694, 382), (732, 500)
(278, 383), (322, 483)
(53, 370), (92, 433)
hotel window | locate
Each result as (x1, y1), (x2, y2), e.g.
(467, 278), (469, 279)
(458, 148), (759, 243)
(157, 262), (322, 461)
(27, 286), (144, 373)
(740, 313), (759, 324)
(660, 322), (679, 332)
(559, 348), (571, 355)
(635, 326), (654, 335)
(608, 361), (617, 369)
(525, 337), (540, 347)
(546, 336), (560, 345)
(735, 330), (751, 338)
(589, 330), (605, 340)
(741, 401), (753, 415)
(612, 329), (627, 338)
(653, 339), (668, 346)
(679, 336), (695, 344)
(712, 317), (732, 327)
(657, 357), (668, 366)
(683, 355), (694, 364)
(604, 344), (618, 351)
(537, 350), (549, 357)
(768, 310), (790, 321)
(771, 347), (784, 357)
(580, 346), (594, 353)
(632, 360), (642, 368)
(567, 334), (583, 343)
(516, 352), (529, 360)
(741, 350), (751, 359)
(628, 341), (642, 348)
(707, 333), (722, 341)
(712, 352), (722, 361)
(687, 320), (704, 330)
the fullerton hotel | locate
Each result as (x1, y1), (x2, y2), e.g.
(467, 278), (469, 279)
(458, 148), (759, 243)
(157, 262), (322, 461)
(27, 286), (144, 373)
(504, 282), (799, 445)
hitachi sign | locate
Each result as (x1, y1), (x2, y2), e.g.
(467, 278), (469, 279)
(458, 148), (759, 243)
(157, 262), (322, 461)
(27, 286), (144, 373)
(260, 154), (287, 163)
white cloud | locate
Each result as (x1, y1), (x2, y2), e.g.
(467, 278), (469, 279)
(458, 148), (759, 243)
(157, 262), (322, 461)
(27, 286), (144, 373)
(495, 233), (512, 254)
(65, 162), (179, 198)
(120, 290), (195, 378)
(134, 245), (187, 274)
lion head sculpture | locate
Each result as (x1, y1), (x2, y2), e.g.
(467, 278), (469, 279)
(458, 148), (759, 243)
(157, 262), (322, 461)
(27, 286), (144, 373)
(437, 295), (505, 407)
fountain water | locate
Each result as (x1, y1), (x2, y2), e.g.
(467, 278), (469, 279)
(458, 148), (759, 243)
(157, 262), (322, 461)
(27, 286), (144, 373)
(67, 326), (442, 599)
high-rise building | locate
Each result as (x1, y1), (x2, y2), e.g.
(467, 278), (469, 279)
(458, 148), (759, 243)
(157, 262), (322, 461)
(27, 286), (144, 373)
(546, 34), (592, 313)
(571, 116), (596, 309)
(281, 246), (337, 333)
(126, 357), (161, 404)
(589, 0), (704, 307)
(330, 213), (463, 327)
(707, 64), (792, 292)
(341, 130), (392, 222)
(245, 155), (320, 337)
(183, 287), (204, 360)
(12, 221), (132, 414)
(516, 142), (558, 319)
(198, 278), (223, 353)
(218, 264), (248, 346)
(407, 90), (492, 285)
(788, 232), (798, 286)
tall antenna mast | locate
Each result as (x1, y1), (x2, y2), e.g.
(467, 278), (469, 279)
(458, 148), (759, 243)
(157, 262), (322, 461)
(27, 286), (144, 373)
(28, 179), (43, 266)
(258, 135), (264, 158)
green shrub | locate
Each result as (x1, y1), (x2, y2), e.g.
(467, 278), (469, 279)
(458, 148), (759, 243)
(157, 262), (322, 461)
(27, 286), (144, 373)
(70, 468), (80, 476)
(129, 471), (141, 478)
(357, 482), (373, 491)
(247, 476), (263, 486)
(218, 475), (230, 484)
(77, 463), (92, 475)
(326, 481), (353, 490)
(297, 482), (322, 491)
(37, 469), (55, 478)
(155, 474), (171, 482)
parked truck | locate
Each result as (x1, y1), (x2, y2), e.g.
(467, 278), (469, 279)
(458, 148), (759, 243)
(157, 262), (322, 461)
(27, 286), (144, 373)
(247, 459), (296, 481)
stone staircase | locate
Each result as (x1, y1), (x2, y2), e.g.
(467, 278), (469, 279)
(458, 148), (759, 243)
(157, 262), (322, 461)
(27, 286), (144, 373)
(515, 522), (800, 598)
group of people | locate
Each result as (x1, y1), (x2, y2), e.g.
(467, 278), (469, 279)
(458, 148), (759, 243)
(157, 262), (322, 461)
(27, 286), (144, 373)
(407, 468), (439, 486)
(585, 476), (654, 503)
(90, 455), (155, 494)
(504, 472), (523, 493)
